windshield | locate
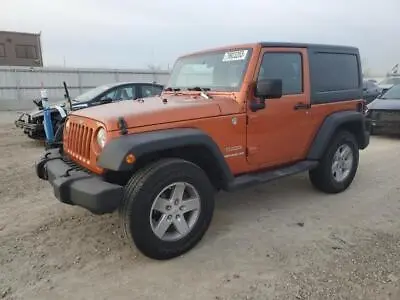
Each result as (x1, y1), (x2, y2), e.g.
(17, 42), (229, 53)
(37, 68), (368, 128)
(166, 48), (252, 92)
(379, 77), (400, 85)
(381, 84), (400, 99)
(74, 84), (114, 102)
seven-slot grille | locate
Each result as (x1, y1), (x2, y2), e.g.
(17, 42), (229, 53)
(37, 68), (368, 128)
(65, 121), (94, 162)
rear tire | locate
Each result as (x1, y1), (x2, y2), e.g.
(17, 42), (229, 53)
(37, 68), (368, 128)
(309, 130), (359, 194)
(120, 158), (215, 260)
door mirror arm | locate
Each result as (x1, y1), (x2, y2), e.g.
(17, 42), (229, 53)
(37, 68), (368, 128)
(249, 99), (266, 112)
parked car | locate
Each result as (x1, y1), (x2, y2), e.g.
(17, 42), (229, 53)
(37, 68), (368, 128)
(36, 42), (369, 260)
(377, 76), (400, 95)
(363, 79), (381, 104)
(15, 81), (164, 140)
(366, 84), (400, 135)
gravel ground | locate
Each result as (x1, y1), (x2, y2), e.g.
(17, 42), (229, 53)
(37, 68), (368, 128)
(1, 111), (400, 300)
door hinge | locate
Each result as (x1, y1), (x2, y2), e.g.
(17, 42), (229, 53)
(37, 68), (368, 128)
(246, 115), (249, 125)
(245, 147), (249, 156)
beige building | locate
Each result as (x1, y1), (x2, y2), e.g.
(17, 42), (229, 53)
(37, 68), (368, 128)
(0, 30), (43, 67)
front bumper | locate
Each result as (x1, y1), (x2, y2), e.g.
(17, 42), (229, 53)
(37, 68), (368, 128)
(15, 113), (45, 136)
(15, 112), (31, 128)
(23, 123), (44, 135)
(36, 149), (123, 214)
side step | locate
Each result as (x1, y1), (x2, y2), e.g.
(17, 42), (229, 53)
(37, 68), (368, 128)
(226, 160), (319, 191)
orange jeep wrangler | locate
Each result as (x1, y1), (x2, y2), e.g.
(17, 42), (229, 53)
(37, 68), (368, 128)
(36, 42), (369, 260)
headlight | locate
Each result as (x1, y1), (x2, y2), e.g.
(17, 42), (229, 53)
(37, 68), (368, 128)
(96, 127), (107, 149)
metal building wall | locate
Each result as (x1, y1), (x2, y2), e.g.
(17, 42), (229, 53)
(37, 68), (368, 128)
(0, 31), (43, 67)
(0, 66), (170, 110)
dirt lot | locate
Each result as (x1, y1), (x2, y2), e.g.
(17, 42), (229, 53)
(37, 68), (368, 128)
(1, 111), (400, 300)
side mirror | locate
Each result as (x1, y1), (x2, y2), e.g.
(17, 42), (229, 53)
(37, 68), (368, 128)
(255, 79), (283, 99)
(250, 79), (283, 112)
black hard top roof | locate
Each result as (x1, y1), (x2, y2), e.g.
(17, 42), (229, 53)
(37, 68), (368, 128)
(259, 41), (358, 51)
(182, 41), (359, 58)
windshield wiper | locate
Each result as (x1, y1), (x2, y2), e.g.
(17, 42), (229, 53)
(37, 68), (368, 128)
(164, 87), (181, 92)
(187, 86), (211, 91)
(187, 87), (212, 99)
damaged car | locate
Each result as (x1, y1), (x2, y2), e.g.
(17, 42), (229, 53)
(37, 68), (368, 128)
(366, 84), (400, 135)
(15, 81), (164, 140)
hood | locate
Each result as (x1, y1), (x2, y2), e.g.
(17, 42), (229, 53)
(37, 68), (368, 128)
(29, 99), (89, 117)
(71, 94), (239, 131)
(378, 84), (394, 89)
(29, 101), (65, 117)
(367, 98), (400, 110)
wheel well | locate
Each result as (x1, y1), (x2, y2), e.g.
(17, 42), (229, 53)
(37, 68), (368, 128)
(139, 146), (226, 190)
(105, 145), (227, 190)
(337, 121), (364, 148)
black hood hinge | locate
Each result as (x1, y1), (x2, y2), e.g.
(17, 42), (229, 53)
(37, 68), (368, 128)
(117, 116), (128, 135)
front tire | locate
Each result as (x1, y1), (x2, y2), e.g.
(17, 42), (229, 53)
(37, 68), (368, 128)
(309, 130), (359, 194)
(120, 158), (215, 260)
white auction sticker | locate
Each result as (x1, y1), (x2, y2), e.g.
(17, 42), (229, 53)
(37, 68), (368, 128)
(222, 49), (248, 62)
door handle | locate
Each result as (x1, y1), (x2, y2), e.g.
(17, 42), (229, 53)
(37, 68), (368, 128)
(294, 102), (311, 110)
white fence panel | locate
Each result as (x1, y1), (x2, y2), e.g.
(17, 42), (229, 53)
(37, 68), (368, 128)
(17, 70), (80, 88)
(0, 66), (170, 110)
(80, 72), (117, 87)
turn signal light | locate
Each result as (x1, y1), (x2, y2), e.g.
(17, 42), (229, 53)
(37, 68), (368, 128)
(125, 153), (136, 164)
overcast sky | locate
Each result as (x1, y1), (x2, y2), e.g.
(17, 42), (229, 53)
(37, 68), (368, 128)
(1, 0), (399, 75)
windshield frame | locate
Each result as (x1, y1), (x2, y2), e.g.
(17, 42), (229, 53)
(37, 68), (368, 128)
(165, 48), (253, 93)
(74, 83), (115, 102)
(380, 84), (400, 99)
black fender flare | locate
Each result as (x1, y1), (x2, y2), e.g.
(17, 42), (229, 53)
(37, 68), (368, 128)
(97, 128), (234, 186)
(307, 110), (369, 160)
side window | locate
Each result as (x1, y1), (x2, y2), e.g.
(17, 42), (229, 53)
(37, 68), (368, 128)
(313, 53), (359, 92)
(115, 86), (136, 100)
(100, 88), (117, 101)
(102, 85), (136, 101)
(258, 52), (303, 95)
(141, 85), (163, 97)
